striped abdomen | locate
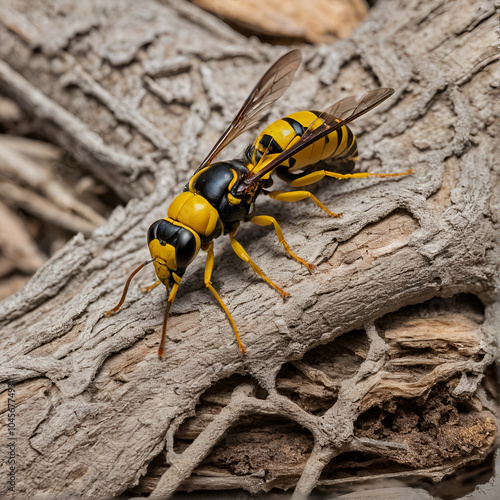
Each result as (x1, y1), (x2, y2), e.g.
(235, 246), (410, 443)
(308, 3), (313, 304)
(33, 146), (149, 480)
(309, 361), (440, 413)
(245, 110), (358, 174)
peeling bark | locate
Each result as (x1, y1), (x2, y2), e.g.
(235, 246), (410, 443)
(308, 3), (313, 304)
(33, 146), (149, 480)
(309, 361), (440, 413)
(0, 0), (498, 499)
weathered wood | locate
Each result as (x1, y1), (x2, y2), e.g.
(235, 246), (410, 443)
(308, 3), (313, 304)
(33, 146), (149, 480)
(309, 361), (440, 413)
(0, 0), (498, 498)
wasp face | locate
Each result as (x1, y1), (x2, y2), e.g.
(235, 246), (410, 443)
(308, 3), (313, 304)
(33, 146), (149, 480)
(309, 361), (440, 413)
(147, 219), (200, 286)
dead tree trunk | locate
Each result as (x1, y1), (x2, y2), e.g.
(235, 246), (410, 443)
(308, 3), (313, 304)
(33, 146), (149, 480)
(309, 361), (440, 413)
(0, 0), (498, 498)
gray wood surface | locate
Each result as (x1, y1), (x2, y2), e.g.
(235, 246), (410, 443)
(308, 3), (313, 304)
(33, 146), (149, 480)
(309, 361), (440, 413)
(0, 0), (498, 498)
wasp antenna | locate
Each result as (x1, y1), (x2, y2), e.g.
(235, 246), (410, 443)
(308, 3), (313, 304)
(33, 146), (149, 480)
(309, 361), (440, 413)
(105, 258), (156, 316)
(158, 283), (179, 359)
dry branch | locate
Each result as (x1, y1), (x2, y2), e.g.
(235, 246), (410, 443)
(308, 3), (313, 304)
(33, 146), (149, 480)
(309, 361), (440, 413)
(0, 0), (498, 499)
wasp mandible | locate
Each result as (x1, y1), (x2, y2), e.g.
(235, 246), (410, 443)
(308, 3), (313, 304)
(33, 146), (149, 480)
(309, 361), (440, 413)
(105, 49), (412, 358)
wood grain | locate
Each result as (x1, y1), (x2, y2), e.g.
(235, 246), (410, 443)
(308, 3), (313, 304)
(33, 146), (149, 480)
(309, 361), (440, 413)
(0, 0), (498, 498)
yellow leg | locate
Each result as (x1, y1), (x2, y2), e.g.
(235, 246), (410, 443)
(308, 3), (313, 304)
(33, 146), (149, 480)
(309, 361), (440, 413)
(158, 283), (179, 359)
(289, 169), (414, 188)
(250, 215), (314, 271)
(204, 242), (246, 355)
(141, 280), (161, 293)
(229, 230), (290, 300)
(267, 190), (342, 218)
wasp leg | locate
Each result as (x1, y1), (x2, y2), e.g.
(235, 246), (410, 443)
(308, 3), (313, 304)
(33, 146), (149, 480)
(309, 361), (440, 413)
(250, 215), (314, 271)
(287, 169), (414, 188)
(158, 283), (179, 359)
(204, 242), (246, 355)
(141, 280), (161, 293)
(266, 190), (342, 218)
(228, 230), (290, 300)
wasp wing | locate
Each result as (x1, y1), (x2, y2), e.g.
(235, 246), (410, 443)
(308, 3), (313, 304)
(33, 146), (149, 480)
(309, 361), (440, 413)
(236, 88), (395, 195)
(286, 87), (395, 172)
(194, 49), (302, 174)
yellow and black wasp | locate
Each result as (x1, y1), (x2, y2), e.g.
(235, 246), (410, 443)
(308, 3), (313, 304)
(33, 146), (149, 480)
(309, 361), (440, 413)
(105, 49), (412, 358)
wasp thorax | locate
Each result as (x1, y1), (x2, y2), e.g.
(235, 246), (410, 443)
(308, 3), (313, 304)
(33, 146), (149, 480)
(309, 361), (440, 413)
(167, 192), (222, 241)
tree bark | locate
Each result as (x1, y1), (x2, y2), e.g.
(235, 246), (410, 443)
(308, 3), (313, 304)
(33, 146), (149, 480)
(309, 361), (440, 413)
(0, 0), (498, 499)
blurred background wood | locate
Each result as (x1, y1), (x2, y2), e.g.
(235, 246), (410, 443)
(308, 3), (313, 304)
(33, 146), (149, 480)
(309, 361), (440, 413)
(190, 0), (368, 43)
(0, 134), (112, 297)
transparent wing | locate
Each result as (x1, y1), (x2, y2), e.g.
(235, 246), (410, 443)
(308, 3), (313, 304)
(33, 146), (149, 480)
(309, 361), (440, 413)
(236, 88), (395, 195)
(318, 87), (394, 125)
(194, 49), (302, 174)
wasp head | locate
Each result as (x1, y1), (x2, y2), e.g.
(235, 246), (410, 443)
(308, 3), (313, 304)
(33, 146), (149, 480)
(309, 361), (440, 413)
(147, 219), (200, 287)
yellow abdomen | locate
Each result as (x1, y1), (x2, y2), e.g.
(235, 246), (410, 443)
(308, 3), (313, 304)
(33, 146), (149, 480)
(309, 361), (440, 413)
(247, 110), (358, 175)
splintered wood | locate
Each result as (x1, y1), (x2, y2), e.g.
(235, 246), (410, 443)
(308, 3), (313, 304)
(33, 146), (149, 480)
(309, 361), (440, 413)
(127, 295), (496, 496)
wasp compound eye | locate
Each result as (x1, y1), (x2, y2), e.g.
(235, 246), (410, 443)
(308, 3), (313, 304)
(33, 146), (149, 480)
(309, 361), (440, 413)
(175, 228), (197, 268)
(147, 219), (177, 246)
